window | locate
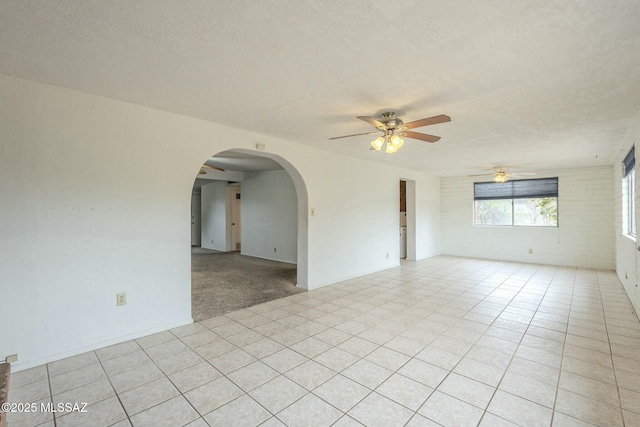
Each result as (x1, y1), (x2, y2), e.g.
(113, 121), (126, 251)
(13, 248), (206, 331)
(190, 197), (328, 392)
(623, 146), (635, 237)
(474, 178), (558, 226)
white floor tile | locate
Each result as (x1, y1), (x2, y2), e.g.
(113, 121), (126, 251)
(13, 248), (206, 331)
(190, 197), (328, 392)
(15, 256), (640, 427)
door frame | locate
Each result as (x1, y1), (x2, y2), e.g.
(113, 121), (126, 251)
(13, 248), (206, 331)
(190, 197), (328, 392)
(225, 183), (241, 251)
(402, 179), (417, 261)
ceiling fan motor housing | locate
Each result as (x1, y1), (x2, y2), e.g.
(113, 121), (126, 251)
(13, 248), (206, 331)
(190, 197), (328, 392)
(381, 112), (403, 131)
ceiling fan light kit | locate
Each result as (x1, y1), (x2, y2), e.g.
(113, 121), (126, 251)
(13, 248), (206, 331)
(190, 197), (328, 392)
(385, 141), (399, 153)
(371, 136), (385, 151)
(493, 171), (508, 183)
(331, 111), (451, 154)
(371, 134), (405, 153)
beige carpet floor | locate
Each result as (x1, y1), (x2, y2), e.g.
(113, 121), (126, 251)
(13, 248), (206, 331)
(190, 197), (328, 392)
(191, 248), (302, 321)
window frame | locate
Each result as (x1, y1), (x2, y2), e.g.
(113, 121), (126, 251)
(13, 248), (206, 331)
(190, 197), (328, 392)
(473, 178), (559, 228)
(623, 146), (636, 238)
(627, 170), (636, 237)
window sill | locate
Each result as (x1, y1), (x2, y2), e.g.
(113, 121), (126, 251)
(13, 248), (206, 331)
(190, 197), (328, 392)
(473, 225), (558, 229)
(624, 233), (636, 243)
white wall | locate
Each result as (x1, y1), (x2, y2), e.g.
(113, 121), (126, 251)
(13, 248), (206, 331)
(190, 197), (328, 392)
(241, 170), (297, 263)
(200, 181), (228, 251)
(442, 167), (615, 270)
(415, 176), (442, 260)
(0, 75), (442, 370)
(614, 111), (640, 314)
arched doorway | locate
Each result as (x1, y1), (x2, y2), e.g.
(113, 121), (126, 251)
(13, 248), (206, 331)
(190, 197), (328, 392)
(190, 149), (309, 320)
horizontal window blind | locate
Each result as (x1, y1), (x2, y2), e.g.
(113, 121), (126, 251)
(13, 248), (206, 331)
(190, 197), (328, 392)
(474, 178), (558, 200)
(624, 146), (635, 177)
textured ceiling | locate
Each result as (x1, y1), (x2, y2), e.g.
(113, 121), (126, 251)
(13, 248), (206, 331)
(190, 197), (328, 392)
(1, 1), (640, 176)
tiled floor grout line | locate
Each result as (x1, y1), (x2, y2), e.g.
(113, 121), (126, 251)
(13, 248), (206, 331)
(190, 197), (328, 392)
(428, 298), (513, 420)
(247, 263), (504, 424)
(251, 298), (408, 425)
(358, 267), (508, 419)
(94, 350), (133, 426)
(45, 364), (56, 427)
(389, 262), (547, 424)
(595, 270), (627, 427)
(138, 334), (191, 423)
(160, 328), (282, 424)
(216, 324), (352, 424)
(474, 263), (550, 426)
(473, 263), (566, 426)
(561, 272), (632, 423)
(228, 295), (440, 425)
(171, 312), (377, 424)
(341, 263), (621, 426)
(548, 265), (576, 427)
(270, 262), (604, 426)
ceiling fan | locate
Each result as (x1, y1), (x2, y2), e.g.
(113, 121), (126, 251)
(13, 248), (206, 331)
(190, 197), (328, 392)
(329, 111), (451, 153)
(199, 164), (225, 174)
(469, 167), (536, 183)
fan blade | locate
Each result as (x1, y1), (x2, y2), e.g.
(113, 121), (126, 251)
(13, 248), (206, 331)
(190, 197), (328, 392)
(401, 114), (451, 130)
(509, 172), (536, 176)
(357, 116), (387, 130)
(402, 131), (441, 143)
(201, 164), (225, 172)
(329, 131), (379, 140)
(468, 173), (495, 177)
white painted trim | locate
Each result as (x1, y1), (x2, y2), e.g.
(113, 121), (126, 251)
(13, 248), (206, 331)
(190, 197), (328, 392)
(404, 179), (417, 261)
(238, 253), (297, 265)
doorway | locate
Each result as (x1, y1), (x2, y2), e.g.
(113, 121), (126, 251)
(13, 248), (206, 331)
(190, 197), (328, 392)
(191, 189), (201, 247)
(400, 179), (417, 261)
(190, 150), (309, 320)
(227, 184), (241, 251)
(400, 180), (407, 259)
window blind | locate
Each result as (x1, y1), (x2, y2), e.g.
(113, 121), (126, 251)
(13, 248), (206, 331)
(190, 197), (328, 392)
(624, 146), (635, 177)
(474, 178), (559, 201)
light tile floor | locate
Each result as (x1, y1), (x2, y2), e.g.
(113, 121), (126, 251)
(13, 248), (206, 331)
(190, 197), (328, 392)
(7, 256), (640, 427)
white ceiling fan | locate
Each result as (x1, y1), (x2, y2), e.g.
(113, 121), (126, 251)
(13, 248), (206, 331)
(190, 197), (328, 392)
(469, 167), (536, 183)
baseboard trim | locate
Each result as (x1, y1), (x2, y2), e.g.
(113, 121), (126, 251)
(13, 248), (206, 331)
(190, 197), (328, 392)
(10, 317), (193, 373)
(239, 252), (297, 265)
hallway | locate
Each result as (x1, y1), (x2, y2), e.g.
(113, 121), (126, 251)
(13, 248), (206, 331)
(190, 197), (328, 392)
(191, 248), (302, 321)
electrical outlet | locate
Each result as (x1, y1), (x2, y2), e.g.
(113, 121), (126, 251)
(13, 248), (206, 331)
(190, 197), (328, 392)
(6, 354), (18, 363)
(310, 208), (315, 217)
(117, 292), (127, 306)
(386, 252), (389, 258)
(273, 248), (277, 253)
(528, 249), (533, 254)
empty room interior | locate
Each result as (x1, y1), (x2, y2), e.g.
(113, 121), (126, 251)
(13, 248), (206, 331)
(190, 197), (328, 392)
(1, 2), (640, 427)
